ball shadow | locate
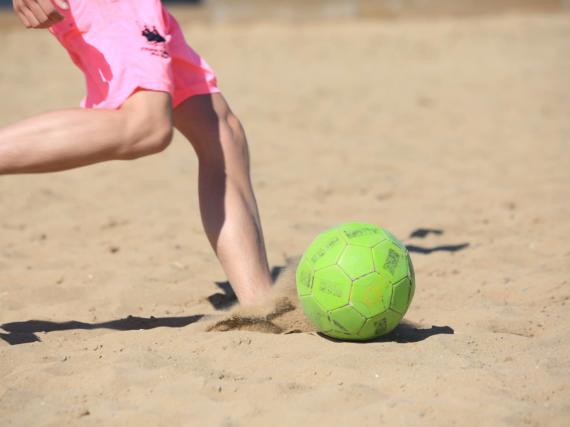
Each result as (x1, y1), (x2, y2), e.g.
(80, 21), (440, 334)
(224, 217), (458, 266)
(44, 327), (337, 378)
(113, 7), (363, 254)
(318, 321), (454, 344)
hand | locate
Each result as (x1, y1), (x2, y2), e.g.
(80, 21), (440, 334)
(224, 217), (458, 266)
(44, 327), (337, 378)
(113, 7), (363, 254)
(12, 0), (69, 29)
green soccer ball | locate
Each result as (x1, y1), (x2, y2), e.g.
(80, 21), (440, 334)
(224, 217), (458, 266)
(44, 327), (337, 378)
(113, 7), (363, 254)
(296, 222), (415, 341)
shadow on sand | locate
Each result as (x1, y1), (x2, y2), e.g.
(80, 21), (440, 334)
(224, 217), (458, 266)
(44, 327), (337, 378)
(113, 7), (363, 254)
(208, 264), (286, 311)
(0, 314), (204, 346)
(406, 228), (470, 255)
(319, 321), (455, 344)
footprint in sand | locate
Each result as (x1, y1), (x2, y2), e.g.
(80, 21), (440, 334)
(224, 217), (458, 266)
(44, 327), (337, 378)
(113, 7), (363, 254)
(206, 297), (298, 334)
(206, 259), (315, 335)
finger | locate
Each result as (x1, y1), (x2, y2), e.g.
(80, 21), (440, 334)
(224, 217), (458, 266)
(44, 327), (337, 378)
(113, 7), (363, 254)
(35, 2), (62, 28)
(15, 10), (32, 28)
(37, 0), (63, 20)
(13, 1), (32, 28)
(24, 1), (50, 26)
(21, 7), (41, 28)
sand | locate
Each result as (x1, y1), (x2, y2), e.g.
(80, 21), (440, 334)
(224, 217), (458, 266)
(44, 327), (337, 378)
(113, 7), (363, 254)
(1, 6), (570, 426)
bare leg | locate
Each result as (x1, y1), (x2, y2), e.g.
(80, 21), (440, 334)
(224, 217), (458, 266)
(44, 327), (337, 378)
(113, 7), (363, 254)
(173, 94), (273, 305)
(0, 91), (173, 174)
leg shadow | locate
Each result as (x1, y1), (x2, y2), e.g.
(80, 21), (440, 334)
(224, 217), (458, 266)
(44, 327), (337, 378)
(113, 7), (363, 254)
(207, 264), (286, 310)
(0, 314), (204, 346)
(0, 332), (41, 346)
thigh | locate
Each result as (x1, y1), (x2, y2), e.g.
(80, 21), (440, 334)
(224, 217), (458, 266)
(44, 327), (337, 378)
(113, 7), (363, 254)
(123, 90), (173, 123)
(119, 90), (173, 150)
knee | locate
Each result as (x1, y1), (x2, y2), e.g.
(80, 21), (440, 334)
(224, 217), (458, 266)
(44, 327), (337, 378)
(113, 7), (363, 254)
(195, 111), (249, 168)
(140, 118), (173, 157)
(114, 94), (174, 160)
(118, 116), (173, 160)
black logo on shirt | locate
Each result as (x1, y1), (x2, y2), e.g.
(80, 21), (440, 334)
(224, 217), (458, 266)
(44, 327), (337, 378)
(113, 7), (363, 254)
(142, 26), (166, 44)
(140, 25), (169, 58)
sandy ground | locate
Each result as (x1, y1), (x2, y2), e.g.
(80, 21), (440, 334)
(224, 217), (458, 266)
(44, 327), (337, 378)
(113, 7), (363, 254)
(1, 7), (570, 427)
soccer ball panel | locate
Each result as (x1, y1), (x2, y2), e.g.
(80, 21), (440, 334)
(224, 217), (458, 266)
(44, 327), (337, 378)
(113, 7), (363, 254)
(360, 309), (403, 339)
(295, 260), (313, 297)
(372, 241), (409, 282)
(358, 312), (388, 340)
(350, 272), (392, 318)
(299, 295), (333, 333)
(384, 229), (407, 252)
(312, 266), (352, 311)
(336, 222), (388, 247)
(359, 309), (403, 339)
(383, 309), (403, 334)
(327, 305), (366, 338)
(391, 277), (413, 315)
(337, 245), (374, 280)
(307, 229), (347, 271)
